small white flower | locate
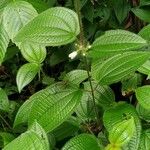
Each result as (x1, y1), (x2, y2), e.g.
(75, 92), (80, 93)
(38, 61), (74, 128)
(69, 51), (78, 59)
(82, 53), (86, 56)
(87, 45), (92, 49)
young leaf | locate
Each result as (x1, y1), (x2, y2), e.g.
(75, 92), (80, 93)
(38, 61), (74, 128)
(103, 103), (141, 150)
(0, 88), (9, 112)
(29, 121), (49, 150)
(62, 134), (101, 150)
(19, 42), (46, 63)
(135, 85), (150, 109)
(92, 52), (150, 85)
(63, 70), (88, 86)
(105, 144), (121, 150)
(0, 22), (9, 64)
(28, 88), (83, 132)
(3, 123), (49, 150)
(16, 63), (40, 92)
(14, 7), (80, 46)
(138, 129), (150, 150)
(3, 1), (38, 40)
(90, 30), (147, 58)
(109, 117), (135, 146)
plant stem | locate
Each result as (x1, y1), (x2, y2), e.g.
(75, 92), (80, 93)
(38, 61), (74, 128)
(0, 114), (12, 130)
(74, 0), (100, 125)
(74, 0), (85, 46)
(84, 57), (100, 125)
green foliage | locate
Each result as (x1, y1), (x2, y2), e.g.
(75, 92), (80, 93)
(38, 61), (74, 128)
(139, 24), (150, 41)
(132, 8), (150, 23)
(103, 103), (141, 150)
(90, 30), (147, 58)
(19, 42), (46, 63)
(62, 134), (101, 150)
(28, 87), (82, 132)
(14, 7), (80, 46)
(138, 129), (150, 150)
(108, 117), (135, 147)
(0, 0), (150, 149)
(3, 122), (49, 150)
(0, 88), (9, 112)
(135, 85), (150, 109)
(16, 63), (40, 92)
(14, 83), (83, 132)
(136, 104), (150, 122)
(3, 1), (38, 40)
(92, 52), (149, 85)
(0, 22), (9, 64)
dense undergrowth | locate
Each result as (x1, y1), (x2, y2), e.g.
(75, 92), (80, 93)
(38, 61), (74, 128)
(0, 0), (150, 150)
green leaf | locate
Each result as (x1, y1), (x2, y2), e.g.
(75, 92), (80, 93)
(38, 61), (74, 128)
(14, 7), (80, 46)
(3, 1), (38, 40)
(139, 24), (150, 41)
(82, 1), (94, 23)
(76, 81), (115, 120)
(140, 0), (150, 6)
(13, 99), (34, 128)
(19, 42), (46, 63)
(121, 73), (142, 96)
(0, 22), (9, 64)
(0, 0), (11, 10)
(62, 134), (101, 150)
(84, 82), (115, 110)
(136, 104), (150, 122)
(138, 129), (150, 150)
(103, 103), (141, 150)
(16, 63), (40, 92)
(105, 144), (121, 150)
(28, 87), (82, 132)
(90, 30), (147, 59)
(76, 91), (95, 120)
(14, 82), (67, 127)
(63, 70), (87, 86)
(3, 123), (48, 150)
(113, 0), (130, 24)
(92, 52), (150, 85)
(23, 0), (49, 13)
(0, 132), (15, 147)
(138, 60), (150, 78)
(4, 45), (19, 62)
(109, 117), (136, 146)
(29, 121), (49, 150)
(135, 85), (150, 109)
(0, 88), (9, 112)
(52, 117), (79, 141)
(132, 7), (150, 23)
